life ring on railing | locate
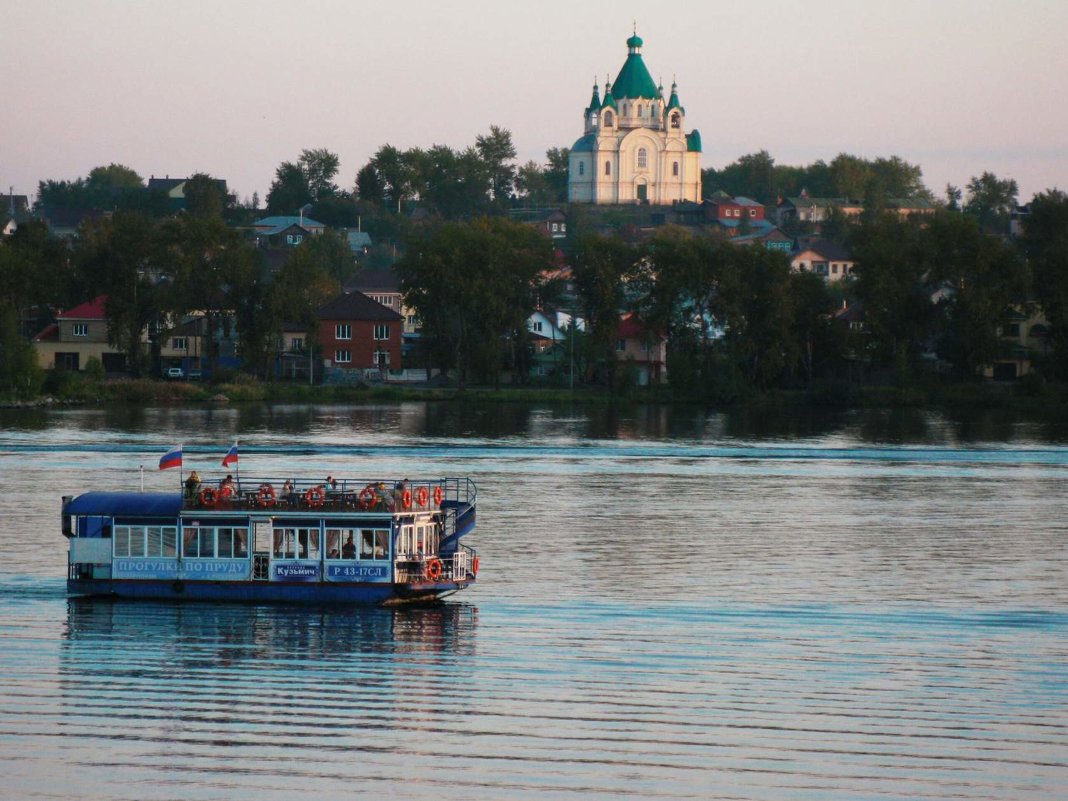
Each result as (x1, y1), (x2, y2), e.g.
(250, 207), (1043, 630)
(305, 486), (325, 508)
(415, 487), (429, 507)
(358, 484), (377, 510)
(424, 557), (443, 582)
(472, 556), (479, 576)
(257, 483), (276, 507)
(401, 489), (412, 510)
(433, 486), (444, 505)
(199, 487), (218, 508)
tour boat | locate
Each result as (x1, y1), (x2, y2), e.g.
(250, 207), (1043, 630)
(62, 475), (478, 604)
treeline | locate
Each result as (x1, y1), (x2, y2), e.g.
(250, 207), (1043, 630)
(0, 212), (353, 393)
(393, 193), (1068, 397)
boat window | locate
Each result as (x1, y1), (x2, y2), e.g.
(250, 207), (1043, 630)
(273, 527), (320, 560)
(326, 527), (359, 559)
(360, 528), (389, 561)
(115, 525), (178, 558)
(183, 525), (248, 558)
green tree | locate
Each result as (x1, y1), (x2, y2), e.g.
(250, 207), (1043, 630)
(852, 215), (931, 376)
(266, 162), (312, 214)
(544, 147), (571, 203)
(920, 211), (1028, 376)
(964, 171), (1018, 235)
(355, 164), (384, 205)
(1021, 190), (1068, 376)
(570, 232), (642, 390)
(74, 213), (160, 376)
(475, 125), (517, 206)
(155, 216), (259, 377)
(396, 217), (552, 387)
(299, 148), (340, 200)
(183, 173), (227, 219)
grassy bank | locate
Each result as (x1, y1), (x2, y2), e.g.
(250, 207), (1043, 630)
(4, 373), (1068, 412)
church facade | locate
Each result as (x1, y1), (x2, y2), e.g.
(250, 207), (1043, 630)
(568, 32), (702, 205)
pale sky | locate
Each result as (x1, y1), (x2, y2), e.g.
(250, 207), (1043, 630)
(4, 0), (1067, 205)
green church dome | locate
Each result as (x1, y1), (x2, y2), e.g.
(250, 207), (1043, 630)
(613, 33), (658, 100)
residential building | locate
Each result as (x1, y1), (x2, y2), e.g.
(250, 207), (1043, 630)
(790, 240), (857, 282)
(251, 216), (326, 247)
(569, 31), (702, 205)
(983, 304), (1050, 380)
(510, 209), (569, 239)
(32, 295), (127, 372)
(317, 291), (403, 373)
(615, 312), (666, 386)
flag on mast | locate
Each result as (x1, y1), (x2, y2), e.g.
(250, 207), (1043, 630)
(159, 445), (183, 471)
(221, 442), (239, 468)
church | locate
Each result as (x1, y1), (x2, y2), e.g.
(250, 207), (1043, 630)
(568, 31), (702, 205)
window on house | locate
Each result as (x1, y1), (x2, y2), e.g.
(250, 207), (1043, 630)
(637, 148), (648, 169)
(373, 324), (390, 340)
(605, 161), (611, 176)
(832, 264), (839, 274)
(407, 315), (419, 326)
(335, 349), (351, 363)
(551, 223), (558, 232)
(749, 209), (757, 217)
(616, 339), (626, 352)
(1006, 324), (1021, 337)
(73, 323), (88, 337)
(335, 324), (351, 340)
(291, 337), (304, 351)
(172, 337), (187, 350)
(531, 321), (543, 333)
(374, 349), (389, 367)
(561, 223), (567, 232)
(672, 162), (679, 177)
(641, 341), (651, 353)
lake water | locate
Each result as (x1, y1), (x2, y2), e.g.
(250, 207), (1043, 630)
(1, 402), (1066, 800)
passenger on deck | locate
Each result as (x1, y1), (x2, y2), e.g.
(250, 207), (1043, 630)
(219, 473), (234, 492)
(342, 533), (356, 559)
(184, 471), (201, 501)
(282, 479), (296, 507)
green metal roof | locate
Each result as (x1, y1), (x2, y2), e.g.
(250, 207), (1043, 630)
(612, 35), (658, 99)
(687, 130), (702, 153)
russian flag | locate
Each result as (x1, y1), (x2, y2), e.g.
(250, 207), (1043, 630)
(221, 442), (239, 468)
(159, 445), (183, 471)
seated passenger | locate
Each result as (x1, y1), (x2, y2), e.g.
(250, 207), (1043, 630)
(341, 534), (356, 559)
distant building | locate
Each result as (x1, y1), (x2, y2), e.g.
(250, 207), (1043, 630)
(790, 240), (856, 282)
(32, 295), (127, 372)
(569, 31), (702, 205)
(317, 291), (403, 373)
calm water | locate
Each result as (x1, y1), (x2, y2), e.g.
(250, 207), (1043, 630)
(0, 402), (1066, 800)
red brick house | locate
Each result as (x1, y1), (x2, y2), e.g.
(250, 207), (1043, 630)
(317, 291), (403, 372)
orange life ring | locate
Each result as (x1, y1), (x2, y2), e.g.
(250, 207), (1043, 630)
(401, 489), (412, 510)
(257, 483), (276, 507)
(424, 557), (443, 581)
(433, 486), (444, 505)
(198, 487), (217, 508)
(305, 486), (325, 508)
(358, 484), (377, 510)
(472, 556), (479, 576)
(415, 487), (429, 506)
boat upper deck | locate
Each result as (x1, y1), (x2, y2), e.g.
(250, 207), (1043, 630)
(181, 475), (475, 516)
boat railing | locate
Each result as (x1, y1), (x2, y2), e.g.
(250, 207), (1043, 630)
(181, 476), (475, 514)
(394, 549), (472, 584)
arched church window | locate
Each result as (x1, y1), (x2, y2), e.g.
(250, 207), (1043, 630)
(637, 148), (648, 169)
(672, 161), (679, 177)
(605, 161), (611, 177)
(579, 162), (585, 176)
(670, 112), (680, 129)
(604, 111), (614, 128)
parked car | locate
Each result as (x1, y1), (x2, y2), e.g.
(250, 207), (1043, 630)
(165, 367), (184, 379)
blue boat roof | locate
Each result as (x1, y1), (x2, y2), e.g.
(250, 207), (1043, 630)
(65, 492), (182, 516)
